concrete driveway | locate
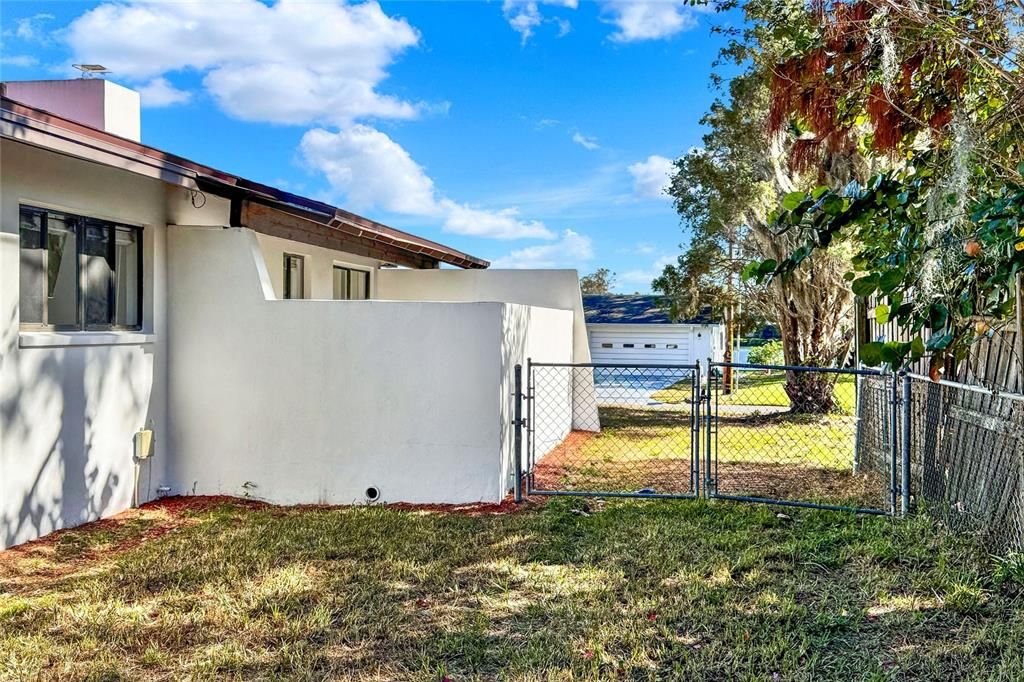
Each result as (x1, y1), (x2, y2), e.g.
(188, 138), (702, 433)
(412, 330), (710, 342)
(594, 371), (693, 406)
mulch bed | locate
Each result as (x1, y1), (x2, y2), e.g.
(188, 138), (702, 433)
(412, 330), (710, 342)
(0, 496), (275, 581)
(0, 493), (538, 572)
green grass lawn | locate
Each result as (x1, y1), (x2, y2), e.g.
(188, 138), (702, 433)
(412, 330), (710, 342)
(596, 407), (856, 468)
(3, 498), (1022, 681)
(536, 407), (868, 505)
(651, 372), (857, 414)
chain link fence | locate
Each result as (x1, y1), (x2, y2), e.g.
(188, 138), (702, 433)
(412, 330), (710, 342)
(518, 361), (1024, 546)
(525, 364), (699, 499)
(708, 364), (891, 513)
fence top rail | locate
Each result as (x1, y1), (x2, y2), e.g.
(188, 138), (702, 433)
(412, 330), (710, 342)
(528, 361), (701, 370)
(711, 361), (886, 377)
(906, 372), (1024, 402)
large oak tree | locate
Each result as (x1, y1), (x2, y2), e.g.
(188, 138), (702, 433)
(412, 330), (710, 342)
(657, 0), (867, 412)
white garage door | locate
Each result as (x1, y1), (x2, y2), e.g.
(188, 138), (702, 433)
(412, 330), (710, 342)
(588, 325), (697, 365)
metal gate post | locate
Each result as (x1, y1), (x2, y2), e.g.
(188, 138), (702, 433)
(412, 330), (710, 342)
(852, 370), (862, 475)
(704, 357), (714, 498)
(513, 364), (524, 503)
(901, 372), (912, 516)
(692, 364), (701, 498)
(526, 358), (534, 496)
(889, 371), (900, 515)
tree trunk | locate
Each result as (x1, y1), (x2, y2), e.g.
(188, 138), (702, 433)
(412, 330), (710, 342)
(723, 303), (734, 394)
(753, 226), (854, 414)
(783, 370), (837, 414)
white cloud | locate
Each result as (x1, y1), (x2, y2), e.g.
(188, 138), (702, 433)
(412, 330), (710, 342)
(61, 1), (552, 242)
(572, 131), (600, 150)
(0, 55), (38, 68)
(491, 229), (594, 268)
(502, 0), (578, 44)
(6, 13), (54, 43)
(619, 255), (675, 286)
(602, 1), (698, 42)
(301, 126), (553, 240)
(63, 0), (421, 126)
(136, 77), (191, 108)
(628, 154), (674, 199)
(500, 0), (700, 44)
(301, 125), (440, 216)
(619, 241), (658, 256)
(503, 0), (543, 44)
(440, 200), (553, 240)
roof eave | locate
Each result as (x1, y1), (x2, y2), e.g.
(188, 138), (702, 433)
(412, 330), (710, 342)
(1, 94), (489, 270)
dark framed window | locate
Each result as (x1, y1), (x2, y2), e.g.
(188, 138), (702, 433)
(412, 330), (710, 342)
(283, 253), (305, 299)
(333, 265), (370, 300)
(19, 206), (142, 331)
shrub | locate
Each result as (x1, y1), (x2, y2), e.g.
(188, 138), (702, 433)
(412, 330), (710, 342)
(748, 340), (783, 366)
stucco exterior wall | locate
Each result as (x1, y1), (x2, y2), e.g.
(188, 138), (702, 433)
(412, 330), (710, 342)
(4, 80), (141, 142)
(254, 232), (382, 300)
(165, 227), (574, 505)
(377, 268), (590, 364)
(0, 140), (581, 548)
(498, 304), (574, 492)
(0, 141), (169, 549)
(377, 268), (599, 431)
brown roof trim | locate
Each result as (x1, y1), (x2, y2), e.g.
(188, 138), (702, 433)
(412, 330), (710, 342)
(0, 94), (489, 269)
(195, 176), (487, 269)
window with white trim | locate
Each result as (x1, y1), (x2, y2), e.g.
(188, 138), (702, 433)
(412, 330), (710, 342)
(19, 205), (142, 331)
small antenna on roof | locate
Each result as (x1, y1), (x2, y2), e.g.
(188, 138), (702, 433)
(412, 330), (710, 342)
(72, 64), (110, 79)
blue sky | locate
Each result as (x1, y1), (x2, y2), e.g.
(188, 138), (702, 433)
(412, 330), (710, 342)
(0, 0), (738, 291)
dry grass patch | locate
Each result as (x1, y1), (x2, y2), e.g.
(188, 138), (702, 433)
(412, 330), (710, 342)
(1, 497), (1023, 680)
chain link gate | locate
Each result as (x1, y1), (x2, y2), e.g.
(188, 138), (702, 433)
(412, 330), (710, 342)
(518, 362), (701, 500)
(705, 362), (895, 515)
(513, 360), (909, 516)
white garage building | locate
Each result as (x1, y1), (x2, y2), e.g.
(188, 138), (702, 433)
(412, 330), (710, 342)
(583, 295), (726, 370)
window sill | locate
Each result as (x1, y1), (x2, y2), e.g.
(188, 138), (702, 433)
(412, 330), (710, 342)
(19, 331), (156, 349)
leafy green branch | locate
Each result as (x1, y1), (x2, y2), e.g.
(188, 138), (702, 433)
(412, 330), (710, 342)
(742, 162), (1024, 374)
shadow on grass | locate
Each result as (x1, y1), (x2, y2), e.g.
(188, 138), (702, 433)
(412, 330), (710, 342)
(1, 498), (1021, 680)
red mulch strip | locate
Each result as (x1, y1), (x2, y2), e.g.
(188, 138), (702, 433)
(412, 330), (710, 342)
(384, 497), (533, 516)
(144, 494), (271, 515)
(0, 496), (270, 575)
(0, 492), (539, 570)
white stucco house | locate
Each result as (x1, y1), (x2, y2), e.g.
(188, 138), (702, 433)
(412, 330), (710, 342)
(0, 78), (597, 550)
(583, 294), (725, 369)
